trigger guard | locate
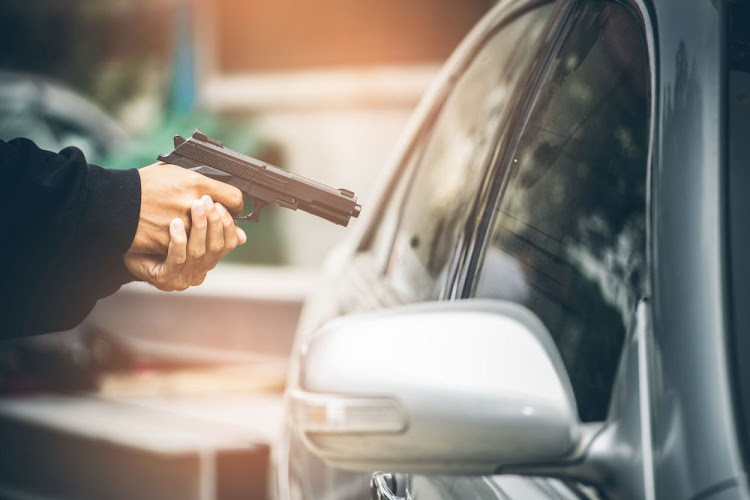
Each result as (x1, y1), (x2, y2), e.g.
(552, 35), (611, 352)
(234, 199), (268, 223)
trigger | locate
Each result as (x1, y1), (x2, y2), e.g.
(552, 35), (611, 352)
(235, 199), (268, 223)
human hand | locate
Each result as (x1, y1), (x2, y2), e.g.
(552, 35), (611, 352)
(130, 162), (244, 255)
(123, 195), (247, 291)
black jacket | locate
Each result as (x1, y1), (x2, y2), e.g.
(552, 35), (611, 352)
(0, 138), (141, 338)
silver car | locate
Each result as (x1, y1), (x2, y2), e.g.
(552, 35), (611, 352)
(274, 0), (750, 498)
(0, 71), (126, 160)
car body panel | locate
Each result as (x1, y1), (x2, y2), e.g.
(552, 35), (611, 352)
(404, 302), (654, 500)
(274, 0), (750, 499)
(649, 0), (747, 498)
(274, 2), (560, 497)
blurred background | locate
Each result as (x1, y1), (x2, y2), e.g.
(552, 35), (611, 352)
(0, 0), (490, 498)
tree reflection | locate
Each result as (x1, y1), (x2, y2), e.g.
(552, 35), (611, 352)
(476, 2), (649, 422)
(382, 8), (554, 303)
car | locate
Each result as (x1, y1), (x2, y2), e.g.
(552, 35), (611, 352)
(0, 71), (127, 161)
(273, 0), (750, 499)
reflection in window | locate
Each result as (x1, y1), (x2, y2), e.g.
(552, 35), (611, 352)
(383, 6), (553, 303)
(475, 2), (649, 422)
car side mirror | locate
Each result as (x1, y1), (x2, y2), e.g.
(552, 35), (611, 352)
(288, 300), (582, 474)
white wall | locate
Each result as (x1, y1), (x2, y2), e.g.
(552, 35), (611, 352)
(200, 67), (437, 266)
(250, 108), (410, 266)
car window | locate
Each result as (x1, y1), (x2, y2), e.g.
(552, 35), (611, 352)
(727, 0), (750, 466)
(380, 5), (554, 304)
(473, 1), (650, 422)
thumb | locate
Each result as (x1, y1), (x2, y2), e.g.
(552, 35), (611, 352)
(123, 252), (161, 281)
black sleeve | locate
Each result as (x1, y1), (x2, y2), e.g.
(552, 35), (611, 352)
(0, 138), (141, 338)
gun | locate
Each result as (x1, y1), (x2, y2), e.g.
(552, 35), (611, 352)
(158, 130), (362, 227)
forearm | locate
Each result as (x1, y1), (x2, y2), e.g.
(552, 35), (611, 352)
(0, 137), (246, 337)
(0, 138), (141, 337)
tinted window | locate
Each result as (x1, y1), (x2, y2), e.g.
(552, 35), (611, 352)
(727, 0), (750, 468)
(474, 2), (649, 422)
(382, 6), (554, 303)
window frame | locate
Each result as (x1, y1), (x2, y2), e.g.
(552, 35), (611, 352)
(454, 0), (657, 421)
(458, 0), (655, 303)
(355, 0), (561, 296)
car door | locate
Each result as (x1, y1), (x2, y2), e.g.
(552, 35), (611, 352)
(279, 2), (559, 499)
(396, 0), (653, 498)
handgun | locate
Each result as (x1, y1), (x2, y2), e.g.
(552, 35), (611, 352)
(158, 129), (362, 227)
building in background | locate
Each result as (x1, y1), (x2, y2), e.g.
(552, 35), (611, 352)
(0, 7), (493, 494)
(0, 0), (491, 357)
(0, 0), (490, 266)
(190, 0), (490, 266)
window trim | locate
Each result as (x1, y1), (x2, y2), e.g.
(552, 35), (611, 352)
(455, 0), (656, 303)
(446, 0), (575, 300)
(355, 0), (561, 291)
(454, 0), (658, 428)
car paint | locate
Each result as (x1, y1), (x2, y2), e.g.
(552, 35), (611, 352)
(648, 1), (746, 499)
(273, 3), (558, 496)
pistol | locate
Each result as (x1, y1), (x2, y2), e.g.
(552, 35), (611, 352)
(158, 130), (362, 226)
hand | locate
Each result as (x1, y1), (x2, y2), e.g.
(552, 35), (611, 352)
(123, 195), (248, 291)
(130, 162), (244, 255)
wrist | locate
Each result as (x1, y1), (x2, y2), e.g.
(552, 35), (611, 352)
(82, 166), (141, 254)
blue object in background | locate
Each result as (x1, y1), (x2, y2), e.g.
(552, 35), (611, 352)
(168, 1), (196, 115)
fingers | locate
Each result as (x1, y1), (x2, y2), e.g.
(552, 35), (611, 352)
(200, 197), (244, 274)
(187, 200), (208, 284)
(204, 195), (225, 262)
(125, 218), (190, 292)
(124, 197), (246, 293)
(188, 200), (208, 265)
(203, 177), (244, 215)
(130, 163), (239, 255)
(216, 203), (239, 257)
(162, 218), (188, 288)
(190, 196), (245, 284)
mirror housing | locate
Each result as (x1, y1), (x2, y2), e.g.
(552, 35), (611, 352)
(288, 300), (581, 474)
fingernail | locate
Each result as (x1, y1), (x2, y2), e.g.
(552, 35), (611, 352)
(237, 227), (247, 244)
(215, 203), (227, 216)
(171, 218), (183, 231)
(202, 195), (213, 209)
(193, 200), (204, 216)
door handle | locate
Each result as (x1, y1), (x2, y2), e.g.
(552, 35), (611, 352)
(370, 472), (410, 500)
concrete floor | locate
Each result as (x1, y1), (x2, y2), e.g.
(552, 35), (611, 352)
(0, 392), (283, 500)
